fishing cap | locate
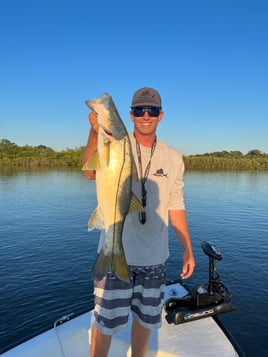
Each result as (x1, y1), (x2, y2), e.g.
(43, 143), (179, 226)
(131, 87), (162, 108)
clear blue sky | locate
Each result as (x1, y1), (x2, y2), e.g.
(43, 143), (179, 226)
(1, 0), (267, 155)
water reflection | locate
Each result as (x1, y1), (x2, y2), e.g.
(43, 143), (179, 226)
(0, 170), (267, 355)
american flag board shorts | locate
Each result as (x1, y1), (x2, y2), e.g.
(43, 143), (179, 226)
(93, 264), (166, 335)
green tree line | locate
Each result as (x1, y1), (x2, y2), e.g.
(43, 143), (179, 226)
(1, 139), (268, 171)
(184, 149), (268, 170)
(0, 139), (84, 168)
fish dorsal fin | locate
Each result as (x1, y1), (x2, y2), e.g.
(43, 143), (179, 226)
(88, 207), (103, 231)
(128, 193), (144, 214)
(82, 150), (101, 171)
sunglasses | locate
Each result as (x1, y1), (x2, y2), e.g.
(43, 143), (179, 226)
(132, 107), (161, 117)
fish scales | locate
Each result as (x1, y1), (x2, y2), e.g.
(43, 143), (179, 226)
(83, 93), (143, 282)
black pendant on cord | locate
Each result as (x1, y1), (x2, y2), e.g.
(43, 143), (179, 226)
(135, 136), (157, 224)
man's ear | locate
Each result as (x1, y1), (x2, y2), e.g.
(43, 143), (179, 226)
(158, 111), (164, 122)
(130, 111), (135, 122)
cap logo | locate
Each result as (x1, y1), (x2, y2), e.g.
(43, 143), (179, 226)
(132, 87), (161, 107)
(139, 90), (155, 99)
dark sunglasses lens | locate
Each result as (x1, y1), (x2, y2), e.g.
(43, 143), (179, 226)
(133, 108), (145, 117)
(148, 108), (160, 117)
(133, 107), (160, 117)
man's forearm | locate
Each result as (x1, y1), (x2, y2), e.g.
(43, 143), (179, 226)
(169, 210), (193, 252)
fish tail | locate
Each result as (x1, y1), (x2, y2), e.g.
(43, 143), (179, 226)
(113, 253), (130, 282)
(91, 250), (130, 282)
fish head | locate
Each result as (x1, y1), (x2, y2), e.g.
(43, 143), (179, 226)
(85, 93), (127, 141)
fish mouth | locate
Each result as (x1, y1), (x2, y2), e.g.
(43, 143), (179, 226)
(100, 126), (113, 137)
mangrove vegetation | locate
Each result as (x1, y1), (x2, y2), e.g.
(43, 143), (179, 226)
(1, 139), (268, 171)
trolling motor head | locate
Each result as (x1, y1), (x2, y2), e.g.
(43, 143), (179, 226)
(201, 241), (222, 261)
(165, 240), (236, 325)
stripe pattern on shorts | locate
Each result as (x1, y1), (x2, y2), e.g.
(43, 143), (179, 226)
(93, 264), (166, 335)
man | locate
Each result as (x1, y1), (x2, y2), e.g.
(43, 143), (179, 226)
(83, 87), (195, 357)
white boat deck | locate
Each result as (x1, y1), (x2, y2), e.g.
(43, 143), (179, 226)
(3, 283), (239, 357)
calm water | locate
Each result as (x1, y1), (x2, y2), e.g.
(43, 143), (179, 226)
(0, 169), (268, 356)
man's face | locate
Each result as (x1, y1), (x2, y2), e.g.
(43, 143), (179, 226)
(130, 107), (164, 137)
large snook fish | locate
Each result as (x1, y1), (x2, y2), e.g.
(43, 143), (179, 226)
(82, 93), (143, 282)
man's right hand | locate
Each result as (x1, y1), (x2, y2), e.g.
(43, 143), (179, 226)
(89, 111), (99, 134)
(83, 111), (99, 180)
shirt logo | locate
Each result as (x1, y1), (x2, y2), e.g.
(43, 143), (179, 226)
(153, 168), (168, 178)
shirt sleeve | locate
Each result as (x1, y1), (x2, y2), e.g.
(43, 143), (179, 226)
(168, 151), (185, 210)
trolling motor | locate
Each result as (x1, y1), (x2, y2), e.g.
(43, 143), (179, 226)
(165, 241), (236, 324)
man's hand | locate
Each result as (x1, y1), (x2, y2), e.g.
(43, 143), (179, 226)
(180, 250), (195, 279)
(83, 112), (99, 180)
(89, 111), (99, 134)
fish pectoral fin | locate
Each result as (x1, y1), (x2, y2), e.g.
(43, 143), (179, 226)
(91, 251), (130, 282)
(82, 150), (101, 170)
(88, 207), (103, 231)
(128, 193), (144, 213)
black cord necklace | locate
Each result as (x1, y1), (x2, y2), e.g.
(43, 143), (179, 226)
(135, 136), (157, 224)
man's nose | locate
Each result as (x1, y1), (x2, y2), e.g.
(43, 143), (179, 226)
(143, 111), (150, 119)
